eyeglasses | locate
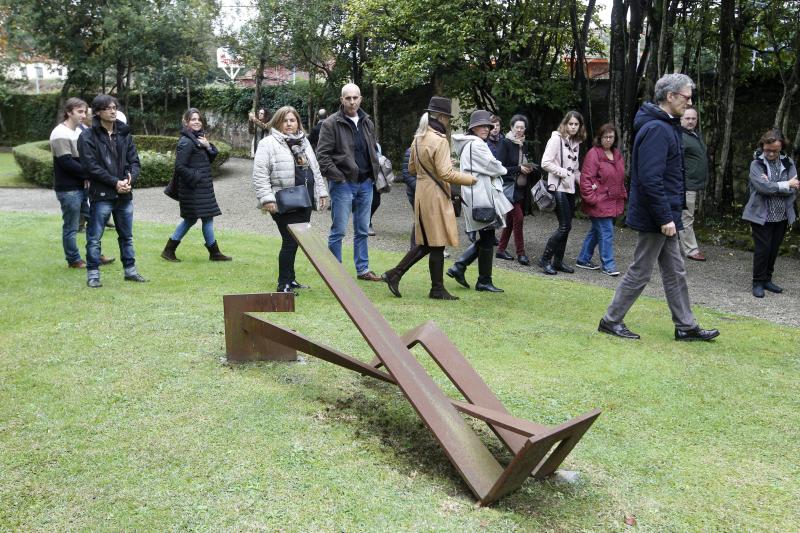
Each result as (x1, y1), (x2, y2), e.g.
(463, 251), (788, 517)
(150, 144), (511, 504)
(673, 92), (692, 101)
(99, 105), (118, 111)
(602, 135), (615, 140)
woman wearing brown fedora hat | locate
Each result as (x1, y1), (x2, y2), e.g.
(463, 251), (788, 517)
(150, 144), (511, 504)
(381, 97), (477, 300)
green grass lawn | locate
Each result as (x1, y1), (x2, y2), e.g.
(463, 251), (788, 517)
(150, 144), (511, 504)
(1, 211), (798, 531)
(0, 152), (36, 188)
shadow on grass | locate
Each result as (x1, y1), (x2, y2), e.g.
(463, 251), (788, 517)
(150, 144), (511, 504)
(287, 368), (607, 517)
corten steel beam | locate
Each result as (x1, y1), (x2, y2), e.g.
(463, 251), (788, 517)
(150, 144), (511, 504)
(278, 222), (602, 506)
(223, 292), (297, 362)
(286, 223), (504, 500)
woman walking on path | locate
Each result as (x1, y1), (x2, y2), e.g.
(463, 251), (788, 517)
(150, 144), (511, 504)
(575, 123), (627, 276)
(742, 128), (798, 298)
(447, 110), (513, 292)
(381, 97), (477, 300)
(495, 115), (535, 265)
(161, 108), (231, 262)
(539, 110), (586, 275)
(252, 106), (329, 294)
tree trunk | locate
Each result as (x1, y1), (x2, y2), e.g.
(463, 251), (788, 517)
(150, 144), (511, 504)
(254, 56), (266, 112)
(139, 88), (148, 135)
(620, 0), (647, 160)
(372, 83), (380, 142)
(569, 0), (596, 139)
(608, 0), (627, 137)
(185, 77), (191, 109)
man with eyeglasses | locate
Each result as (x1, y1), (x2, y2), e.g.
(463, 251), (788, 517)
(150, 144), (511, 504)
(598, 73), (719, 342)
(78, 94), (146, 288)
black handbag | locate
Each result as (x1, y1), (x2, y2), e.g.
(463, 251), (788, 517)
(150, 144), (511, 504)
(276, 165), (312, 214)
(275, 185), (311, 214)
(164, 171), (179, 200)
(466, 142), (496, 223)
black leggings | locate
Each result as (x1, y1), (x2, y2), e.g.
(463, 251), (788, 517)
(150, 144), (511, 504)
(545, 191), (575, 262)
(272, 208), (312, 286)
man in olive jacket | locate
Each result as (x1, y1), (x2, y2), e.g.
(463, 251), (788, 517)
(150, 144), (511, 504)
(78, 94), (146, 288)
(679, 107), (709, 261)
(316, 83), (382, 281)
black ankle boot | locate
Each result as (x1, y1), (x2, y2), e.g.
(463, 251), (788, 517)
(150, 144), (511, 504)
(161, 238), (181, 262)
(206, 241), (232, 261)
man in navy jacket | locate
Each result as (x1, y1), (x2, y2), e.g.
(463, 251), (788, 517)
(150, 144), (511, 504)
(598, 73), (719, 342)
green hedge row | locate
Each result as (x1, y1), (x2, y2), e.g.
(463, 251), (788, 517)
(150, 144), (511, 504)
(12, 135), (231, 188)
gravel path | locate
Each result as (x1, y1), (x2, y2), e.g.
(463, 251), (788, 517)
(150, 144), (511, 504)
(2, 157), (798, 327)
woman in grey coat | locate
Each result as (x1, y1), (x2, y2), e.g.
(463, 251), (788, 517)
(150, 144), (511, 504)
(742, 129), (799, 298)
(448, 110), (513, 292)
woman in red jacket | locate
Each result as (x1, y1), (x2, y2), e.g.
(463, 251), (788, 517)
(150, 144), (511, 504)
(576, 123), (627, 276)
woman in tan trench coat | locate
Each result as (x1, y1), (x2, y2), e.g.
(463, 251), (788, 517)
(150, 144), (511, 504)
(381, 97), (477, 300)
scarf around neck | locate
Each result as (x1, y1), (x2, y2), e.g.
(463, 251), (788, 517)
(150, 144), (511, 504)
(428, 117), (447, 135)
(505, 130), (525, 146)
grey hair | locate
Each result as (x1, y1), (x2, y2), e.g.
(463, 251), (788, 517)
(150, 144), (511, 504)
(654, 73), (695, 103)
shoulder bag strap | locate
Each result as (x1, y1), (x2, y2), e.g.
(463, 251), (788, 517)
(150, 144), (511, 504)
(415, 139), (451, 200)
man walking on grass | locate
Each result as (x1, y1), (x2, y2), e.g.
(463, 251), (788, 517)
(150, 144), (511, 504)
(316, 83), (383, 282)
(597, 73), (719, 342)
(78, 94), (146, 288)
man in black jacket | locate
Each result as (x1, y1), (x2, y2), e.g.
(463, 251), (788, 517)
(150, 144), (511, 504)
(316, 83), (382, 281)
(78, 94), (146, 288)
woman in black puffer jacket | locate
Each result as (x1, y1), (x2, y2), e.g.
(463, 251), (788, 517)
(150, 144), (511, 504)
(161, 108), (231, 262)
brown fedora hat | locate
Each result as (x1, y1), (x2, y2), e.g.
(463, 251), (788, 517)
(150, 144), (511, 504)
(425, 96), (452, 117)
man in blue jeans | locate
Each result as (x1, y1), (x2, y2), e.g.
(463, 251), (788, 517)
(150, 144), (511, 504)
(315, 83), (382, 281)
(78, 94), (146, 288)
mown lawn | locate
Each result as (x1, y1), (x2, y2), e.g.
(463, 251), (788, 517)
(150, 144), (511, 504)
(1, 211), (797, 531)
(0, 152), (36, 188)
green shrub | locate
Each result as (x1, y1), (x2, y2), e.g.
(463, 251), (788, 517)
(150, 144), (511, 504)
(12, 135), (230, 188)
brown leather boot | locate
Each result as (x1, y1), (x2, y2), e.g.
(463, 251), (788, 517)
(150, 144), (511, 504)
(381, 245), (429, 297)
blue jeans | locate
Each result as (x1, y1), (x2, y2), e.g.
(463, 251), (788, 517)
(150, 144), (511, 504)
(577, 217), (617, 270)
(86, 198), (135, 272)
(56, 189), (84, 263)
(171, 217), (215, 246)
(328, 179), (373, 275)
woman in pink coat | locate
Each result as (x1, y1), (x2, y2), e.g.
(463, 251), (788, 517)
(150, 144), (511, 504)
(575, 123), (627, 276)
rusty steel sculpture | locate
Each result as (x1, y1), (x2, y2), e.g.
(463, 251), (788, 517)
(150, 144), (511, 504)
(223, 222), (601, 506)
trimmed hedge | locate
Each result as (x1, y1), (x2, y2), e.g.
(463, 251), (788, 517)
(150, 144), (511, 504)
(12, 135), (231, 188)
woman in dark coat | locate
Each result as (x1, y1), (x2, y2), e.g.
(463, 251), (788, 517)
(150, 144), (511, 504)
(161, 108), (231, 262)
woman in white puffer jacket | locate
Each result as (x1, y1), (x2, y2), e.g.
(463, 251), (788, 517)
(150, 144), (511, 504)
(447, 110), (513, 292)
(253, 106), (328, 293)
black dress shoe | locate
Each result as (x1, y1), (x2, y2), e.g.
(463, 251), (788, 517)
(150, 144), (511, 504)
(475, 281), (504, 292)
(752, 283), (765, 298)
(675, 326), (720, 342)
(554, 263), (575, 274)
(495, 250), (514, 261)
(517, 254), (530, 266)
(290, 280), (309, 289)
(763, 281), (783, 293)
(124, 273), (148, 282)
(598, 318), (640, 339)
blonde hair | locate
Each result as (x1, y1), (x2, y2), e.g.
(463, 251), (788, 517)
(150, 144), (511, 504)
(413, 111), (448, 138)
(268, 106), (305, 134)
